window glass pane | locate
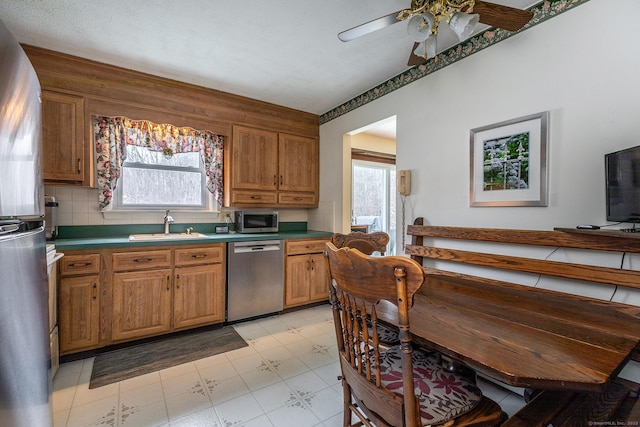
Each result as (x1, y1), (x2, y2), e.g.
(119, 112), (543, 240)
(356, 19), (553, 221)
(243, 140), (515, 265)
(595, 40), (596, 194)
(121, 167), (203, 206)
(352, 160), (396, 254)
(117, 145), (206, 208)
(125, 145), (200, 167)
(353, 165), (386, 221)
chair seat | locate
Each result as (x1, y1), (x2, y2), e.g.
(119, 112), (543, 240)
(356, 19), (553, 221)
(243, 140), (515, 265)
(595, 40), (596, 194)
(376, 346), (483, 426)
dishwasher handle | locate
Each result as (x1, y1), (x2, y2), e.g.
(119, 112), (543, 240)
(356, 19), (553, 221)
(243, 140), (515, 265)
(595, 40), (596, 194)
(232, 240), (282, 254)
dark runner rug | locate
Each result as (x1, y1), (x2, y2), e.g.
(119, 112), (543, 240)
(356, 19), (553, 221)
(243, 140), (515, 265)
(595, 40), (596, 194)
(89, 326), (248, 389)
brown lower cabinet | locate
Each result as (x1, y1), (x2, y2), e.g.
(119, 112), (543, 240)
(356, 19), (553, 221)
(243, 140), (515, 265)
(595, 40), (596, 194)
(58, 253), (101, 355)
(173, 264), (225, 330)
(57, 243), (226, 355)
(284, 238), (330, 308)
(111, 268), (173, 342)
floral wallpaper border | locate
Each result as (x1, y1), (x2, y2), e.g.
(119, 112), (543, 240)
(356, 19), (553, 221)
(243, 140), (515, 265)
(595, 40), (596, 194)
(319, 0), (591, 124)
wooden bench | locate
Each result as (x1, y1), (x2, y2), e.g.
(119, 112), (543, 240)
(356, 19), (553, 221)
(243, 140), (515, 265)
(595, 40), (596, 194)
(505, 377), (640, 426)
(405, 218), (640, 426)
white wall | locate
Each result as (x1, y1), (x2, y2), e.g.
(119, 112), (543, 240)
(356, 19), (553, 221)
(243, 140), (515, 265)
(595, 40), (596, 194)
(350, 133), (395, 155)
(316, 0), (640, 239)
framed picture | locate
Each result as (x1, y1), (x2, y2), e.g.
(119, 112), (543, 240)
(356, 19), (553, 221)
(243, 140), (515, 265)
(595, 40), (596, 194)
(470, 111), (549, 207)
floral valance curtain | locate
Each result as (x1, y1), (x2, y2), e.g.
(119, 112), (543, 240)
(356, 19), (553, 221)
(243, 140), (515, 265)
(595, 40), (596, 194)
(93, 116), (224, 209)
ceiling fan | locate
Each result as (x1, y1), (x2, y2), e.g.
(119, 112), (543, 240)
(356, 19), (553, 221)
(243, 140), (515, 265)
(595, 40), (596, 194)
(338, 0), (534, 66)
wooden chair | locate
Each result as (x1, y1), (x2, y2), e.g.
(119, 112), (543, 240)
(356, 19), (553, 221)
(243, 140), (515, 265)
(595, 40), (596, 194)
(332, 231), (390, 256)
(332, 231), (399, 345)
(324, 242), (504, 427)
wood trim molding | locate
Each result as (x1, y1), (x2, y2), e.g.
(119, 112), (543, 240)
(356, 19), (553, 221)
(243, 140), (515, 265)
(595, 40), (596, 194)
(351, 148), (395, 165)
(23, 45), (319, 139)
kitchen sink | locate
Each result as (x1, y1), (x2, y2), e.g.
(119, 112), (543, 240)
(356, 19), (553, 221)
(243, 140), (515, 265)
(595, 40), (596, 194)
(128, 232), (208, 241)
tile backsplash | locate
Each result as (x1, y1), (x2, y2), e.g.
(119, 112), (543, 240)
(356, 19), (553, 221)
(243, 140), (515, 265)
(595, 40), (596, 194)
(45, 186), (309, 226)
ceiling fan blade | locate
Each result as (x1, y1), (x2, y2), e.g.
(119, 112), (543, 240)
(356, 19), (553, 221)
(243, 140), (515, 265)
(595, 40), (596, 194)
(474, 0), (534, 32)
(407, 42), (427, 67)
(338, 10), (403, 42)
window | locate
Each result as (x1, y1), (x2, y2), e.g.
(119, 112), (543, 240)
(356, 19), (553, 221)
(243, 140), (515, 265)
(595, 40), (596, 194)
(93, 116), (224, 211)
(113, 145), (211, 210)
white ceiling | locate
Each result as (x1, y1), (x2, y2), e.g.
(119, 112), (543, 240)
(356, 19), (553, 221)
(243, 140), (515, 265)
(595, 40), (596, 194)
(0, 0), (538, 117)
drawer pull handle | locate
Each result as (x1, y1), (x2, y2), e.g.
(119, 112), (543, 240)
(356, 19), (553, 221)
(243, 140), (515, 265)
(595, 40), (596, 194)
(280, 175), (283, 186)
(176, 274), (180, 289)
(250, 195), (262, 200)
(191, 254), (207, 259)
(69, 262), (92, 268)
(133, 258), (153, 263)
(166, 275), (171, 290)
(295, 197), (303, 201)
(77, 158), (81, 174)
(92, 283), (97, 300)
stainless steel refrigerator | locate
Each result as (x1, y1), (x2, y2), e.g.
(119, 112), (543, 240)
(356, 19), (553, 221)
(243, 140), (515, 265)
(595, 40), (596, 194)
(0, 17), (52, 427)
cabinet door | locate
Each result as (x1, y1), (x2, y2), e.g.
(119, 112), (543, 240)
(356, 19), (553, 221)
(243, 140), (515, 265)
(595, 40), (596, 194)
(58, 275), (100, 355)
(308, 253), (329, 302)
(112, 269), (172, 342)
(285, 255), (312, 308)
(278, 133), (318, 194)
(174, 264), (225, 329)
(41, 91), (86, 183)
(231, 125), (278, 191)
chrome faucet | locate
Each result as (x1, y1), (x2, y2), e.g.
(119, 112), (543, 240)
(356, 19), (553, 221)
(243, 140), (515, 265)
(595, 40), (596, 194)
(163, 210), (174, 234)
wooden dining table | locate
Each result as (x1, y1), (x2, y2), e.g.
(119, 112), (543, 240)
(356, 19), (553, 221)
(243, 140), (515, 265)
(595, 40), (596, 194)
(375, 268), (640, 393)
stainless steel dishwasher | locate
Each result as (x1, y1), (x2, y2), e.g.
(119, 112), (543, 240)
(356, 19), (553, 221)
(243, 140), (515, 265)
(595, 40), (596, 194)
(227, 240), (284, 322)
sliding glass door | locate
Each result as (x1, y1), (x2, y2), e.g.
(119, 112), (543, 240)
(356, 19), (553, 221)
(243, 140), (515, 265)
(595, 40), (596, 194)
(352, 160), (396, 254)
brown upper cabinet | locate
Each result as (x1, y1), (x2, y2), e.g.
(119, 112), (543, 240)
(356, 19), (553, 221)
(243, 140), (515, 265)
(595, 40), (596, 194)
(226, 125), (319, 208)
(24, 46), (319, 193)
(41, 90), (90, 186)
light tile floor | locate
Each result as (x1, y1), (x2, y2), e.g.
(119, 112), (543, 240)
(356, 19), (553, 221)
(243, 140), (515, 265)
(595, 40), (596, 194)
(52, 304), (525, 427)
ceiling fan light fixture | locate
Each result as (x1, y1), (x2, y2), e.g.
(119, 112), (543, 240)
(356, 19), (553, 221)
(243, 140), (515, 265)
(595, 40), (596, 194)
(407, 12), (435, 42)
(413, 34), (437, 59)
(448, 11), (480, 41)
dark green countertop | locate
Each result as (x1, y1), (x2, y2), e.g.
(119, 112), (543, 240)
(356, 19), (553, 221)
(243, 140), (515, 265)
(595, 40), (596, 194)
(50, 223), (333, 251)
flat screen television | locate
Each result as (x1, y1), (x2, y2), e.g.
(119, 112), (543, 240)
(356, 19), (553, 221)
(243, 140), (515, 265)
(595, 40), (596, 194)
(606, 145), (640, 223)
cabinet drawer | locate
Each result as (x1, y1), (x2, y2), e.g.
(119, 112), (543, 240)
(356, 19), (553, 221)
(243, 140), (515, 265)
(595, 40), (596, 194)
(60, 254), (101, 276)
(112, 250), (171, 271)
(286, 239), (329, 255)
(175, 245), (224, 266)
(278, 192), (317, 207)
(231, 191), (277, 205)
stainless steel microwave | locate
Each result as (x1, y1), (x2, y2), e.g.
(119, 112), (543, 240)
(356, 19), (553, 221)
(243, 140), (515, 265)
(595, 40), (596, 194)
(235, 211), (278, 233)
